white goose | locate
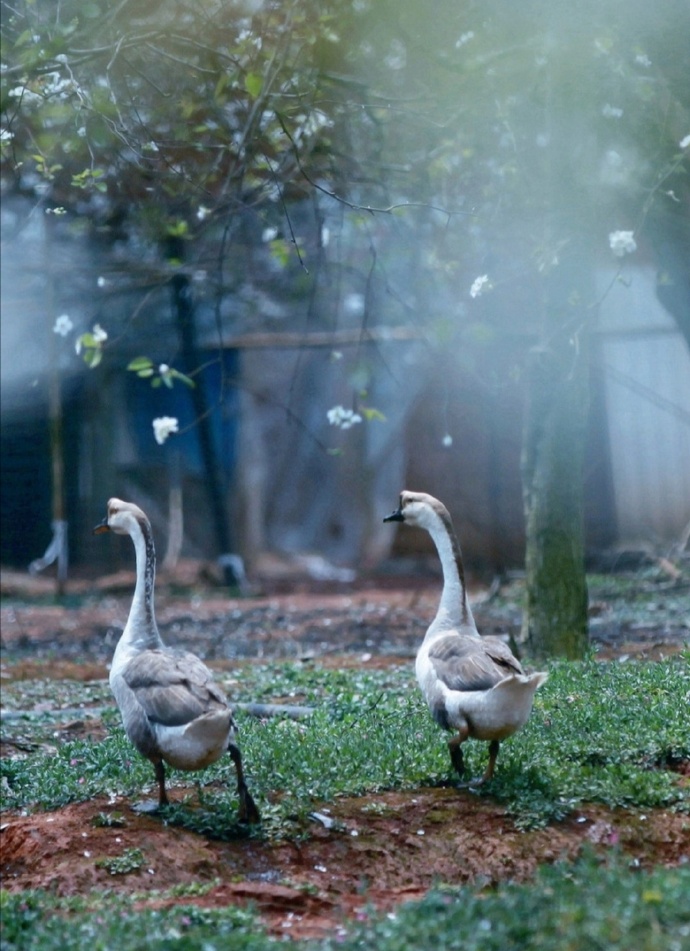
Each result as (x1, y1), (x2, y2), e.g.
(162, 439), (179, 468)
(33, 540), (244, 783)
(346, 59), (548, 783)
(384, 491), (547, 784)
(94, 498), (260, 822)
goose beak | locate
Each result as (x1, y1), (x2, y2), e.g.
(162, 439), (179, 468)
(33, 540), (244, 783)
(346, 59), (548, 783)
(93, 516), (110, 535)
(383, 505), (404, 523)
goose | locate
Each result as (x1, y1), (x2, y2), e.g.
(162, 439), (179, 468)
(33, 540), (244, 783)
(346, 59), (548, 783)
(384, 491), (547, 785)
(94, 498), (260, 822)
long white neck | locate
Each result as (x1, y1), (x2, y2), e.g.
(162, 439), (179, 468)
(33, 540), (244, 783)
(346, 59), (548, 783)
(118, 515), (162, 656)
(423, 508), (476, 639)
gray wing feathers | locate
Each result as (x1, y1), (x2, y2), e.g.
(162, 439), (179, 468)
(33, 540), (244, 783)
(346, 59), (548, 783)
(122, 649), (229, 727)
(428, 634), (523, 692)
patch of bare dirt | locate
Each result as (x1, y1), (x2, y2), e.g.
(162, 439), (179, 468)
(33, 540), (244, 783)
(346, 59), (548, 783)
(2, 789), (689, 941)
(2, 573), (687, 664)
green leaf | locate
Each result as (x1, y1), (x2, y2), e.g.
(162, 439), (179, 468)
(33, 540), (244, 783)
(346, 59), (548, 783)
(268, 239), (291, 267)
(245, 72), (263, 99)
(170, 369), (195, 388)
(214, 72), (230, 101)
(127, 357), (154, 372)
(166, 219), (188, 238)
(361, 406), (386, 422)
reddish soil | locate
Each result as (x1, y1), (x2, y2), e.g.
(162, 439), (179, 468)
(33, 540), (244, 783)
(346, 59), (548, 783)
(2, 789), (688, 941)
(1, 570), (689, 940)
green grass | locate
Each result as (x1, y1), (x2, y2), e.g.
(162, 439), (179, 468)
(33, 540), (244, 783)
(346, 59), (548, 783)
(2, 655), (689, 950)
(2, 657), (689, 831)
(0, 889), (268, 951)
(2, 852), (689, 951)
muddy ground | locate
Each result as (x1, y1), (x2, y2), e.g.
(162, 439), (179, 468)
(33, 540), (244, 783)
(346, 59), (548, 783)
(1, 566), (689, 941)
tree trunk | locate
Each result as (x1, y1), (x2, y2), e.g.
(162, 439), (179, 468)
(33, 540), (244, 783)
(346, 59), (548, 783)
(520, 329), (590, 659)
(167, 238), (238, 584)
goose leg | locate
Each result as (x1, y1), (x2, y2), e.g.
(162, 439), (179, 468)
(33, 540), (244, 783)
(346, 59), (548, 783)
(483, 740), (500, 783)
(466, 740), (500, 788)
(448, 724), (469, 779)
(156, 759), (170, 807)
(132, 760), (169, 813)
(228, 742), (260, 824)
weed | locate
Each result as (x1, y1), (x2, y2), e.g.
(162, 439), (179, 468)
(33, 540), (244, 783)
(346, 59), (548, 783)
(95, 847), (144, 876)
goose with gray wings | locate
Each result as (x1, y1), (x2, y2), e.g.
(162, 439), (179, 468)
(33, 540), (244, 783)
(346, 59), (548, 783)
(384, 491), (547, 784)
(94, 498), (260, 822)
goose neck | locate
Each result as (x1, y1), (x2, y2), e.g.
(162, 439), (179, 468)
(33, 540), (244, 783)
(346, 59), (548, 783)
(123, 515), (161, 650)
(425, 510), (473, 633)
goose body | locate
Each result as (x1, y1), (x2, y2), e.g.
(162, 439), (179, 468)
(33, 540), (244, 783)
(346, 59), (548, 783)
(385, 490), (547, 783)
(95, 498), (259, 821)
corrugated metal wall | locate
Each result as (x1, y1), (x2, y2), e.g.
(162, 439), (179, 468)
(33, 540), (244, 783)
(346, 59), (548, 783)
(598, 266), (690, 545)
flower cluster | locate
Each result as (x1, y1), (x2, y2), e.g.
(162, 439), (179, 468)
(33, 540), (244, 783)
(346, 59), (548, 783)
(75, 323), (108, 368)
(608, 230), (637, 257)
(53, 314), (74, 337)
(152, 416), (179, 445)
(470, 274), (491, 298)
(602, 104), (623, 118)
(327, 406), (362, 429)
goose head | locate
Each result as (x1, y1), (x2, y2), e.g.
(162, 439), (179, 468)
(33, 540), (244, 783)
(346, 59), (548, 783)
(93, 498), (149, 537)
(383, 490), (449, 531)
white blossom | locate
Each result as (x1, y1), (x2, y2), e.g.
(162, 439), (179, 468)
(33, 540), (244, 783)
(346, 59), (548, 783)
(602, 104), (623, 118)
(0, 128), (13, 143)
(262, 226), (278, 242)
(158, 364), (170, 375)
(384, 39), (407, 71)
(152, 416), (179, 445)
(635, 53), (651, 67)
(442, 434), (453, 448)
(53, 314), (74, 337)
(97, 276), (107, 287)
(9, 85), (42, 105)
(327, 406), (362, 430)
(196, 205), (211, 220)
(680, 134), (690, 150)
(92, 323), (108, 343)
(343, 292), (365, 317)
(608, 230), (637, 257)
(455, 31), (475, 48)
(470, 274), (491, 298)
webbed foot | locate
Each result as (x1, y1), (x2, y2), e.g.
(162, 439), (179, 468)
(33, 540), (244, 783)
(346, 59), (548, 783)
(238, 785), (261, 824)
(131, 798), (164, 814)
